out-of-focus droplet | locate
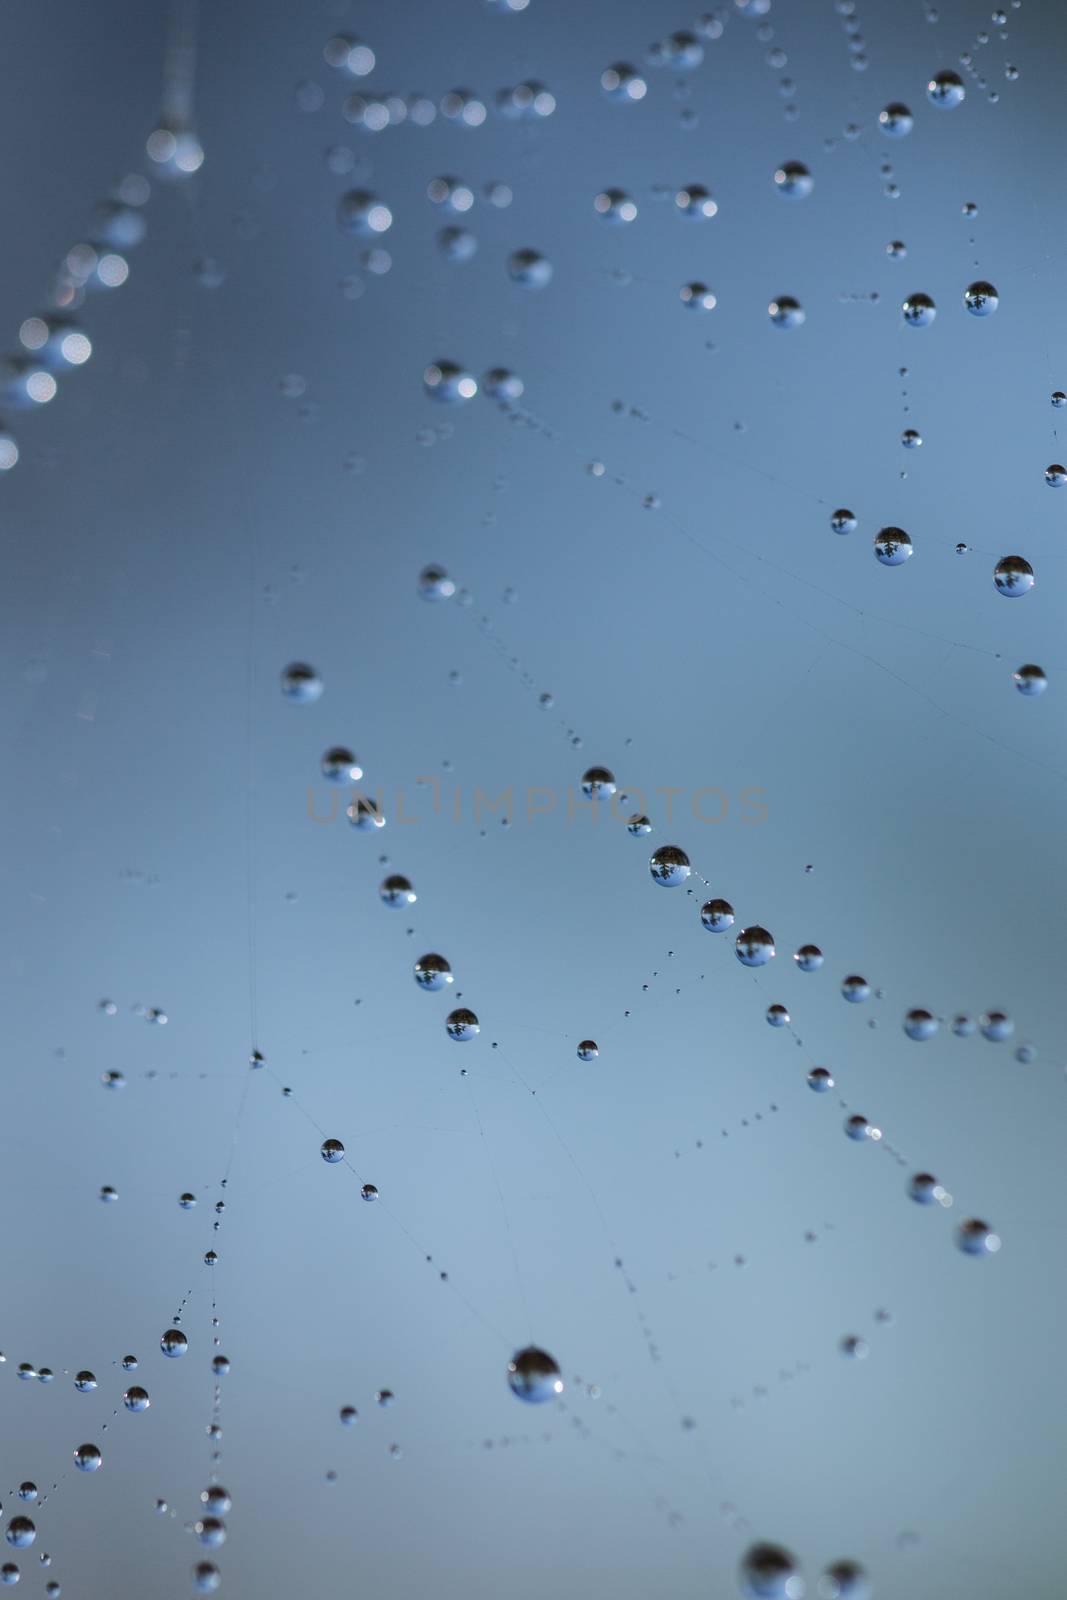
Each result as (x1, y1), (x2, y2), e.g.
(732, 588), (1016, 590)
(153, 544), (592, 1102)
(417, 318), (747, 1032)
(281, 663), (323, 703)
(601, 64), (647, 101)
(909, 1172), (950, 1205)
(482, 368), (524, 401)
(957, 1218), (1000, 1255)
(380, 874), (416, 908)
(841, 975), (870, 1002)
(980, 1010), (1014, 1041)
(820, 1560), (871, 1600)
(879, 103), (914, 135)
(423, 362), (478, 403)
(507, 249), (553, 289)
(768, 296), (804, 328)
(927, 69), (965, 107)
(738, 1541), (804, 1598)
(1013, 664), (1047, 696)
(322, 747), (362, 783)
(507, 1347), (563, 1402)
(594, 188), (638, 223)
(418, 564), (457, 601)
(680, 282), (717, 311)
(773, 161), (813, 198)
(348, 796), (386, 831)
(904, 1008), (939, 1040)
(766, 1004), (790, 1027)
(807, 1067), (834, 1092)
(675, 184), (718, 219)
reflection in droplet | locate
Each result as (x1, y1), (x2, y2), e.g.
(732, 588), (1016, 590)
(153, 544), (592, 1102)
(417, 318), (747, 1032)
(649, 845), (691, 887)
(507, 1347), (563, 1402)
(738, 1541), (804, 1598)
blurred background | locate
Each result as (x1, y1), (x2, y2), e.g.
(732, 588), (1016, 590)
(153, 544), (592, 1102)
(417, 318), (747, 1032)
(1, 0), (1065, 1595)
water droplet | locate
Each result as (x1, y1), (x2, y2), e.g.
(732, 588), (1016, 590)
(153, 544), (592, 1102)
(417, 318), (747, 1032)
(321, 1139), (345, 1164)
(650, 845), (691, 887)
(738, 1542), (804, 1598)
(280, 663), (323, 703)
(380, 875), (416, 908)
(507, 1347), (563, 1402)
(736, 927), (775, 966)
(902, 292), (936, 327)
(701, 899), (735, 932)
(768, 296), (805, 329)
(423, 363), (478, 404)
(874, 527), (913, 566)
(322, 747), (362, 783)
(446, 1008), (480, 1042)
(507, 249), (553, 289)
(904, 1008), (939, 1040)
(957, 1218), (1000, 1255)
(1013, 664), (1047, 696)
(964, 280), (998, 316)
(993, 556), (1034, 596)
(927, 69), (966, 107)
(414, 954), (454, 991)
(879, 103), (914, 135)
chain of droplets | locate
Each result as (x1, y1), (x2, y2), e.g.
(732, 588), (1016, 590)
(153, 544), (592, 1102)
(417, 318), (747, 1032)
(483, 388), (1067, 783)
(307, 742), (727, 1521)
(0, 0), (207, 472)
(368, 707), (923, 1532)
(752, 4), (801, 120)
(833, 0), (869, 78)
(297, 25), (558, 134)
(424, 555), (1007, 1246)
(259, 1063), (668, 1488)
(955, 1), (1024, 105)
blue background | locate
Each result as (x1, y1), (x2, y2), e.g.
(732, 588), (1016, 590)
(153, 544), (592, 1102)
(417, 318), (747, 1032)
(1, 0), (1065, 1595)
